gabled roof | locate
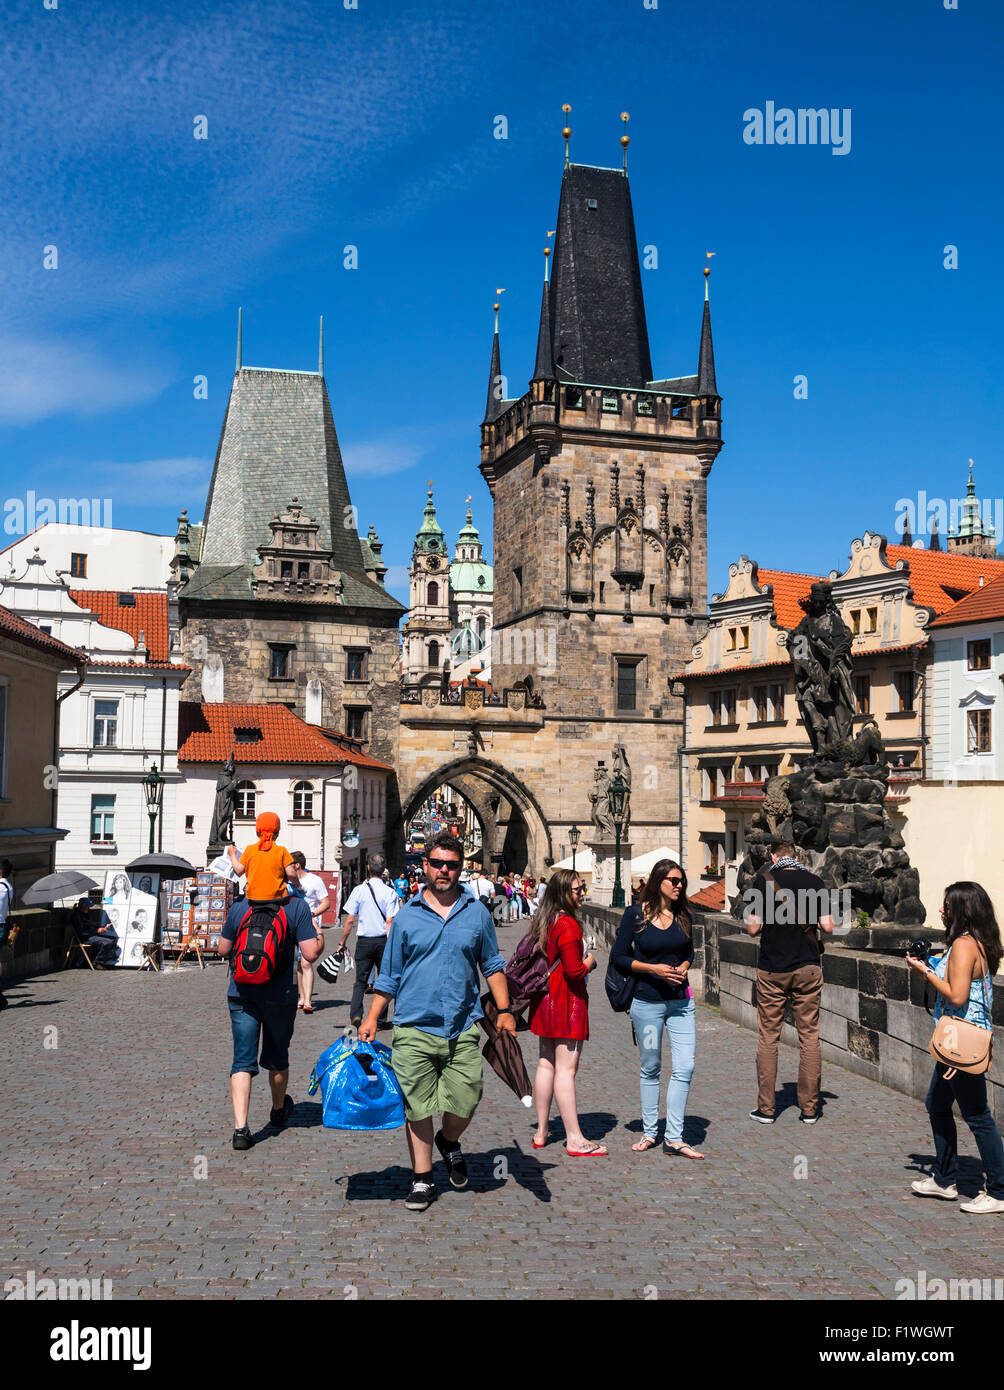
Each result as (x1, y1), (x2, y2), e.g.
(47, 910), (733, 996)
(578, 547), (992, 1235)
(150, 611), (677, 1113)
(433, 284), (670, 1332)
(0, 603), (85, 664)
(756, 568), (823, 630)
(690, 880), (726, 911)
(548, 164), (652, 388)
(70, 589), (169, 661)
(177, 701), (391, 769)
(885, 545), (1004, 616)
(930, 572), (1004, 628)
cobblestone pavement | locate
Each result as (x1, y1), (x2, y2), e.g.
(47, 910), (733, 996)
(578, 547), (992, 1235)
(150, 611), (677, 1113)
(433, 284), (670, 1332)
(3, 920), (1003, 1300)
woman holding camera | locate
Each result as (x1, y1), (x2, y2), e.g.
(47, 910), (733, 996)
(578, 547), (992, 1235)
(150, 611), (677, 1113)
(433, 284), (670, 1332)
(611, 860), (702, 1158)
(906, 881), (1004, 1213)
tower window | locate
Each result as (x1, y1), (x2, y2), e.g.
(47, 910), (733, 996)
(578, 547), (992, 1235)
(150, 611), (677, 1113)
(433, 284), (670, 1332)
(616, 660), (639, 712)
(70, 553), (87, 578)
(280, 561), (293, 579)
(564, 387), (584, 411)
(428, 641), (440, 669)
(298, 562), (310, 580)
(345, 708), (366, 740)
(586, 198), (598, 210)
(269, 645), (294, 680)
(345, 650), (366, 681)
(427, 581), (439, 607)
(513, 565), (523, 609)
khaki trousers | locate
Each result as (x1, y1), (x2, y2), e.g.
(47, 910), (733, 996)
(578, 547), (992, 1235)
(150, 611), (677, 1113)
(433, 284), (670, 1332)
(755, 964), (823, 1116)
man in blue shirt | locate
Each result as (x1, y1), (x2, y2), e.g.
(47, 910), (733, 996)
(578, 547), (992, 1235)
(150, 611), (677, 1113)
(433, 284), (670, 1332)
(360, 831), (515, 1211)
(220, 892), (323, 1151)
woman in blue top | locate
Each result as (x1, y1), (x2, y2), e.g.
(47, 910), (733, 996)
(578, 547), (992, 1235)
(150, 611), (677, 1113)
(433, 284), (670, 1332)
(906, 881), (1004, 1213)
(611, 860), (703, 1159)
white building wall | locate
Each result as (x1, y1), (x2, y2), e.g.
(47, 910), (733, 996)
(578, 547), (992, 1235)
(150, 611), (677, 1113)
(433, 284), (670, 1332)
(929, 624), (1003, 783)
(0, 524), (174, 590)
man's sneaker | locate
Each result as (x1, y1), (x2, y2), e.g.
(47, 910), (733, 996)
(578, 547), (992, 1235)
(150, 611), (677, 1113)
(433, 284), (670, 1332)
(404, 1177), (436, 1211)
(960, 1190), (1004, 1214)
(435, 1130), (469, 1189)
(350, 1015), (363, 1029)
(911, 1176), (958, 1200)
(799, 1111), (819, 1125)
(269, 1094), (294, 1129)
(748, 1108), (776, 1124)
(232, 1126), (253, 1151)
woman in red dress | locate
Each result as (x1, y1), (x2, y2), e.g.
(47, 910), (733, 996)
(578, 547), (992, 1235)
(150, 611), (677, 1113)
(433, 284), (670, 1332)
(528, 869), (604, 1156)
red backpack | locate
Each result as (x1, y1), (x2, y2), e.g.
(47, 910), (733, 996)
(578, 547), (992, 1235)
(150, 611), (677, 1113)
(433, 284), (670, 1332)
(232, 902), (292, 986)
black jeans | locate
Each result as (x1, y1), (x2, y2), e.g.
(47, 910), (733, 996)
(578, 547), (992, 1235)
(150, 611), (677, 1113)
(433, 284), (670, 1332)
(351, 935), (388, 1023)
(925, 1063), (1004, 1198)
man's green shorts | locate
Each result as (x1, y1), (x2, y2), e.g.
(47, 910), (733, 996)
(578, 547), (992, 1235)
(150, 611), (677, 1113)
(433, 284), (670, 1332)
(391, 1023), (484, 1122)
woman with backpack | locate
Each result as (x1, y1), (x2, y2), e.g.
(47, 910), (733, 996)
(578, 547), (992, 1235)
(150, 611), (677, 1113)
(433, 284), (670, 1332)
(906, 881), (1004, 1212)
(528, 869), (604, 1156)
(611, 860), (702, 1158)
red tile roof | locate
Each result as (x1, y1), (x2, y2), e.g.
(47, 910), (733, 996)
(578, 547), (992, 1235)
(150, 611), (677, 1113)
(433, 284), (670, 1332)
(930, 571), (1004, 628)
(884, 546), (1004, 616)
(69, 589), (169, 661)
(756, 568), (823, 630)
(689, 880), (726, 911)
(0, 602), (86, 664)
(178, 702), (392, 769)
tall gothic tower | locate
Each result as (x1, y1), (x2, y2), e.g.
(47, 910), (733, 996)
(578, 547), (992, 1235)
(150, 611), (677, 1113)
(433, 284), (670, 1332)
(947, 462), (997, 559)
(401, 485), (452, 685)
(477, 150), (722, 850)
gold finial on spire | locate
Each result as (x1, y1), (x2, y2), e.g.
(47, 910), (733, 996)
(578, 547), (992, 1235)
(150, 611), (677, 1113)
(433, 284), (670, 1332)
(493, 286), (506, 333)
(562, 103), (572, 165)
(427, 478), (434, 501)
(620, 111), (630, 173)
(705, 250), (716, 301)
(466, 493), (473, 523)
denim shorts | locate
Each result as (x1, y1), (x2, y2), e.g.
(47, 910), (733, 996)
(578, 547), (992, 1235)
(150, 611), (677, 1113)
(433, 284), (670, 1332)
(228, 996), (297, 1076)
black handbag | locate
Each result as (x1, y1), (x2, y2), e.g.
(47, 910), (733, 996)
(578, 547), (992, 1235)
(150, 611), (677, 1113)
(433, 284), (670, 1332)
(604, 915), (638, 1013)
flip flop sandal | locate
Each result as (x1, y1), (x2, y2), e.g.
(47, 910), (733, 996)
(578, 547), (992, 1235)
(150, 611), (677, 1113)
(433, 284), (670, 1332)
(565, 1143), (608, 1157)
(632, 1136), (658, 1151)
(532, 1137), (548, 1149)
(665, 1142), (705, 1160)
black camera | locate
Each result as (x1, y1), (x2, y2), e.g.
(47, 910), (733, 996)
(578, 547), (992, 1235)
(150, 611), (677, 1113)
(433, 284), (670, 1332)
(908, 939), (929, 960)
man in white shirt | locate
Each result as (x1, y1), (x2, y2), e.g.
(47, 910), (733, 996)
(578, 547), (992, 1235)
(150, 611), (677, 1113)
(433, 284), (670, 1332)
(472, 869), (495, 903)
(0, 860), (13, 1010)
(290, 852), (330, 1015)
(338, 854), (398, 1028)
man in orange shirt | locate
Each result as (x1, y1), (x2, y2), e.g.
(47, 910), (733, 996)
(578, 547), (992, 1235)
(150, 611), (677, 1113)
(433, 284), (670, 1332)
(227, 812), (295, 901)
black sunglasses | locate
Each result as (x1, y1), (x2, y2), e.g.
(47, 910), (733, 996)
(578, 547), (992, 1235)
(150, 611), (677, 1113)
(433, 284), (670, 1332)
(427, 857), (461, 871)
(666, 876), (684, 885)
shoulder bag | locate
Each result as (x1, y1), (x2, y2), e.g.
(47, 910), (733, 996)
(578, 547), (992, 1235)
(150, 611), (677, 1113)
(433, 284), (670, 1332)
(929, 939), (993, 1079)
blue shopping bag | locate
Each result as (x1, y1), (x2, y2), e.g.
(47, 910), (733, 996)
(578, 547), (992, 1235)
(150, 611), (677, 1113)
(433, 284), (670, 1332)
(307, 1037), (405, 1130)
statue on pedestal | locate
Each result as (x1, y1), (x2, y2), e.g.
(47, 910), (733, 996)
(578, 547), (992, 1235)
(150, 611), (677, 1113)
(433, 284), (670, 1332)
(209, 752), (238, 849)
(611, 740), (632, 837)
(588, 761), (614, 839)
(790, 582), (856, 757)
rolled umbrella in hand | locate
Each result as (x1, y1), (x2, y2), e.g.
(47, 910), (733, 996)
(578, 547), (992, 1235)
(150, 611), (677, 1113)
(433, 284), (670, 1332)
(478, 993), (533, 1107)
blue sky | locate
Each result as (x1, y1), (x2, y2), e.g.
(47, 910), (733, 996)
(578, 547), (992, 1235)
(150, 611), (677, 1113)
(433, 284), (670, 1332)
(2, 0), (1001, 605)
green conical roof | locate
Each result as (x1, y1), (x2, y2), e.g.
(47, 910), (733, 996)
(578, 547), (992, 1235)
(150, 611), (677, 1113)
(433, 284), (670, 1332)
(414, 484), (446, 555)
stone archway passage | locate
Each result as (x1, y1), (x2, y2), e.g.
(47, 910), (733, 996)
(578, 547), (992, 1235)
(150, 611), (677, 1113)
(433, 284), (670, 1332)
(396, 755), (553, 876)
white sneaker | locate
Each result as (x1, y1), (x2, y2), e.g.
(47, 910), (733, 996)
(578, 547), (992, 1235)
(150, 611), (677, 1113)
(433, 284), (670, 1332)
(911, 1176), (958, 1200)
(960, 1191), (1004, 1214)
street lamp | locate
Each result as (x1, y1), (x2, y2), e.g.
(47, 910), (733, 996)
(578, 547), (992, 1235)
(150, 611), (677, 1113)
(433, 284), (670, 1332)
(143, 763), (164, 855)
(609, 773), (628, 908)
(568, 823), (580, 875)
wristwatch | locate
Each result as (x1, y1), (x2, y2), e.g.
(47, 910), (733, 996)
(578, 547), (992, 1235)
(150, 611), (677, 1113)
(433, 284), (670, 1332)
(496, 1008), (514, 1016)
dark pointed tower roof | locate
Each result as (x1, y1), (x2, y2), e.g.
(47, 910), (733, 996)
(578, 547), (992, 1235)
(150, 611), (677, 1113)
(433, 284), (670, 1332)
(483, 313), (503, 424)
(533, 278), (555, 382)
(929, 517), (942, 552)
(547, 164), (652, 387)
(697, 272), (717, 396)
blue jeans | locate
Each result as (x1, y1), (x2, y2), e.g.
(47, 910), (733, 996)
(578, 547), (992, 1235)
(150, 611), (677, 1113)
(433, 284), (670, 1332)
(629, 996), (696, 1143)
(926, 1064), (1004, 1199)
(228, 997), (297, 1077)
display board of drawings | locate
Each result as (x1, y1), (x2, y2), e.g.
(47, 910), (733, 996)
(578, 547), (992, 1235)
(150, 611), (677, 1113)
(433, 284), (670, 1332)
(101, 870), (161, 968)
(162, 871), (237, 956)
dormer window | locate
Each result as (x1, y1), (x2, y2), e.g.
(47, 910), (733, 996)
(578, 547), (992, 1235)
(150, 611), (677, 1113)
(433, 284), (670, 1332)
(234, 727), (263, 743)
(280, 561), (293, 579)
(565, 387), (584, 410)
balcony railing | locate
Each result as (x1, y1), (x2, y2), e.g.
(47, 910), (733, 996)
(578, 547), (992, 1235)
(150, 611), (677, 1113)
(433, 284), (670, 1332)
(718, 780), (766, 801)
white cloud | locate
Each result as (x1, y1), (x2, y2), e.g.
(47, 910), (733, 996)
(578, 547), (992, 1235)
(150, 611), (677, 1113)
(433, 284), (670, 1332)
(341, 433), (427, 478)
(0, 334), (166, 424)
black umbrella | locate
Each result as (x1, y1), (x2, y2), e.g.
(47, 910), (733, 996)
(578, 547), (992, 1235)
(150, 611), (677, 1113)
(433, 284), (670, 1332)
(124, 854), (198, 882)
(21, 871), (99, 905)
(478, 993), (534, 1107)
